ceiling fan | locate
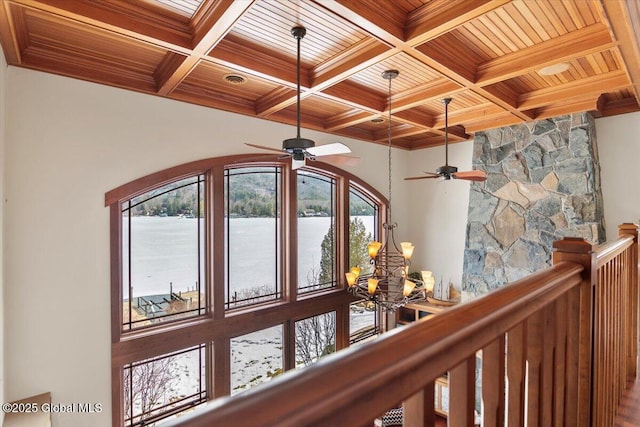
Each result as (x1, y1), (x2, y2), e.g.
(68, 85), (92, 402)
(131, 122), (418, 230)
(405, 98), (487, 182)
(245, 26), (358, 170)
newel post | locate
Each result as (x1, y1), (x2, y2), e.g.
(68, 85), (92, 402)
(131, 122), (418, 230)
(618, 223), (639, 379)
(553, 237), (596, 427)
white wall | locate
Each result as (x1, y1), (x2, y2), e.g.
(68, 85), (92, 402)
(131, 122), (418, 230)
(595, 112), (640, 238)
(406, 140), (474, 292)
(0, 44), (6, 426)
(3, 67), (408, 427)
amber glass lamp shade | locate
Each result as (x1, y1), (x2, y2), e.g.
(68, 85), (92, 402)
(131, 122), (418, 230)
(401, 242), (414, 259)
(367, 278), (379, 295)
(403, 279), (416, 297)
(368, 241), (382, 258)
(345, 272), (357, 287)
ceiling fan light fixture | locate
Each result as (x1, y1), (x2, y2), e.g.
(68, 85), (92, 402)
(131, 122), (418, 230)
(538, 62), (570, 76)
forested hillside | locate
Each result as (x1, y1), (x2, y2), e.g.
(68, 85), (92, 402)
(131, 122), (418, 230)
(130, 169), (375, 218)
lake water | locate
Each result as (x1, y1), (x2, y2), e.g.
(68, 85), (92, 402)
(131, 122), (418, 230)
(124, 215), (375, 298)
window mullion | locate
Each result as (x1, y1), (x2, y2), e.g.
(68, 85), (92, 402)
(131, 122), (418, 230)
(287, 166), (298, 302)
(211, 167), (225, 318)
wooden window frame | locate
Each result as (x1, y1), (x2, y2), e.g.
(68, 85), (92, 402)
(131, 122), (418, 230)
(105, 155), (387, 427)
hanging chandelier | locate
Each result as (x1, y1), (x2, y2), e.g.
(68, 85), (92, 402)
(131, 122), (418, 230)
(345, 70), (427, 312)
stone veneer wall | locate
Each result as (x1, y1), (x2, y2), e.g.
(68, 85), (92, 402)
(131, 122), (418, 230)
(462, 113), (605, 296)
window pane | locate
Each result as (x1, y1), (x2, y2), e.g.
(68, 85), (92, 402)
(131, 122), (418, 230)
(349, 186), (380, 343)
(225, 167), (281, 309)
(295, 311), (336, 367)
(122, 175), (206, 330)
(349, 187), (377, 276)
(297, 171), (336, 293)
(349, 301), (379, 344)
(123, 345), (207, 427)
(231, 325), (283, 395)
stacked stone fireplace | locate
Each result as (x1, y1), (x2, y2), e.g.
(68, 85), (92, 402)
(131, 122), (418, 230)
(462, 113), (605, 297)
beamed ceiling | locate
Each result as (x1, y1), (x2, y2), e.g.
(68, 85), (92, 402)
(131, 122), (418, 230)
(1, 0), (640, 150)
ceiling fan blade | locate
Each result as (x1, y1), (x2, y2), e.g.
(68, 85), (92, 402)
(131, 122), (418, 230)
(292, 158), (306, 170)
(404, 174), (441, 181)
(317, 154), (360, 167)
(453, 170), (488, 181)
(306, 142), (351, 157)
(245, 143), (285, 154)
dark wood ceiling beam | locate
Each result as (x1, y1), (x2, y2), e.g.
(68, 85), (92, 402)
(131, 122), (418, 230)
(155, 0), (254, 95)
(517, 71), (631, 110)
(405, 0), (511, 46)
(600, 0), (640, 105)
(475, 24), (616, 86)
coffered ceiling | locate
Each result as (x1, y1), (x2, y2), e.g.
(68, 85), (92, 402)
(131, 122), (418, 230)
(1, 0), (639, 149)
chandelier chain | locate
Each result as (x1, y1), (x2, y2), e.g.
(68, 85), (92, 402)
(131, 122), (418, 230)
(387, 72), (392, 224)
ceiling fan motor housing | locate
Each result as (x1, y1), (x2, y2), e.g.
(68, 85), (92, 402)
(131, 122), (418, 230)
(437, 164), (458, 178)
(283, 137), (315, 152)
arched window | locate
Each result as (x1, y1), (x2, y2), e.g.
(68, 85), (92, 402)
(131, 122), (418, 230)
(106, 156), (385, 426)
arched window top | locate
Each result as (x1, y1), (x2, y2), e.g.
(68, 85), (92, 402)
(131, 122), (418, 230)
(105, 155), (386, 207)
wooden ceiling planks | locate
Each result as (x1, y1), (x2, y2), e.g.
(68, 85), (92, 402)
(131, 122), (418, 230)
(0, 0), (639, 150)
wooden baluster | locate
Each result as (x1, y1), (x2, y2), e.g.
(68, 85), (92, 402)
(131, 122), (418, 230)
(482, 337), (505, 427)
(449, 356), (476, 427)
(403, 383), (435, 427)
(526, 309), (544, 426)
(553, 293), (568, 426)
(507, 323), (526, 427)
(619, 223), (639, 380)
(542, 303), (556, 426)
(553, 237), (596, 427)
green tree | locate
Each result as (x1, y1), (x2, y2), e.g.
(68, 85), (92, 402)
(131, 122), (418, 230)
(318, 217), (373, 284)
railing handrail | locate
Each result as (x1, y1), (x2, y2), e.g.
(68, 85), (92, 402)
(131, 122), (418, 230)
(164, 262), (584, 427)
(595, 235), (634, 267)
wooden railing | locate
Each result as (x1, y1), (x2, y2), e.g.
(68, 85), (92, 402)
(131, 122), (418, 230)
(165, 223), (639, 427)
(591, 223), (638, 426)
